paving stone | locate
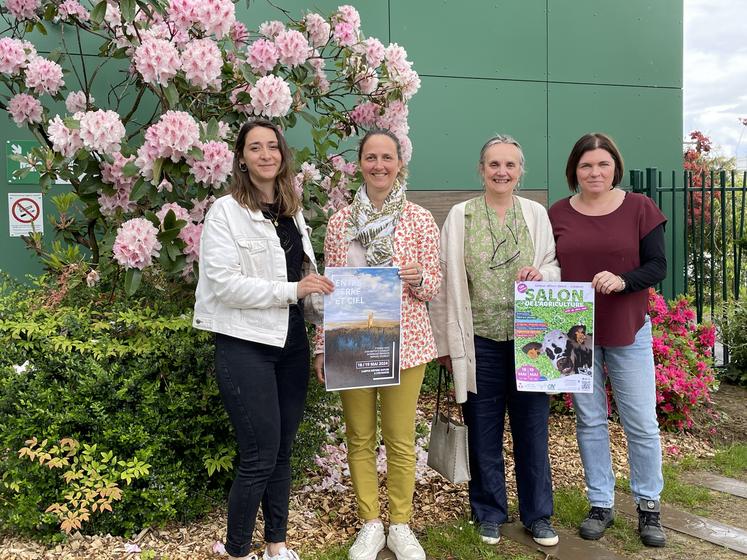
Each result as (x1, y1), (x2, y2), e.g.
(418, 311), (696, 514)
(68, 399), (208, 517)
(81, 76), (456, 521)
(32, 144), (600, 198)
(500, 520), (628, 560)
(616, 492), (747, 555)
(682, 472), (747, 499)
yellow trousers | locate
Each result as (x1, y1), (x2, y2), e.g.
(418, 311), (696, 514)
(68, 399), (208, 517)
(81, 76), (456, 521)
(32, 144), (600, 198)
(340, 364), (426, 524)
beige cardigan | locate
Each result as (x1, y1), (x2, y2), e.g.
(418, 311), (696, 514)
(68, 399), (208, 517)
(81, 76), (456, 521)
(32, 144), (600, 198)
(429, 196), (561, 403)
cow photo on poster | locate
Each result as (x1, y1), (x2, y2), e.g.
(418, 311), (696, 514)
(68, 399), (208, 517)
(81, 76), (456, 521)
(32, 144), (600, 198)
(514, 281), (594, 393)
(323, 267), (402, 391)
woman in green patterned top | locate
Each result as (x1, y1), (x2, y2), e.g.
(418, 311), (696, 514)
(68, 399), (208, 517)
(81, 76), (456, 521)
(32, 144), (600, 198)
(430, 135), (561, 548)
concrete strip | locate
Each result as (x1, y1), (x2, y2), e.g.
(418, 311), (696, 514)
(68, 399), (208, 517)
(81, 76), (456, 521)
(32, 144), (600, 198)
(682, 472), (747, 499)
(616, 492), (747, 554)
(500, 520), (629, 560)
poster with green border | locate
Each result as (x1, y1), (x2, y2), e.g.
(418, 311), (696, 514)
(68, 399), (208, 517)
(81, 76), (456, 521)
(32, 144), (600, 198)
(6, 140), (41, 185)
(514, 281), (594, 393)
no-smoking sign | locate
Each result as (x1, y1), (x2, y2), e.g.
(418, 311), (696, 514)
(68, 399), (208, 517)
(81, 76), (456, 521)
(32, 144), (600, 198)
(8, 193), (44, 237)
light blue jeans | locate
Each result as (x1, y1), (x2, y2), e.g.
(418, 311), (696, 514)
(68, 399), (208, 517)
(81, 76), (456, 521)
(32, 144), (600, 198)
(572, 316), (663, 508)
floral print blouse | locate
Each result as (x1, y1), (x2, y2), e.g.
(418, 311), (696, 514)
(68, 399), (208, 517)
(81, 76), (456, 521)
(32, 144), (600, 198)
(314, 201), (442, 369)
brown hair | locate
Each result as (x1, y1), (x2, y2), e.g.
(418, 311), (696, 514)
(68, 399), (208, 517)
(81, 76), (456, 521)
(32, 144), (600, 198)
(229, 119), (299, 215)
(565, 133), (624, 192)
(357, 128), (408, 181)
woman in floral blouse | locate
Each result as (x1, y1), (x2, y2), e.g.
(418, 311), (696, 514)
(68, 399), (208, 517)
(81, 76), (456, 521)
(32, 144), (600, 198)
(313, 129), (441, 560)
(430, 135), (560, 548)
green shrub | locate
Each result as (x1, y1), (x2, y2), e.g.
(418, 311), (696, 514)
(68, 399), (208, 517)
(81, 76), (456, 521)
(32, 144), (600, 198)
(0, 274), (334, 538)
(721, 299), (747, 386)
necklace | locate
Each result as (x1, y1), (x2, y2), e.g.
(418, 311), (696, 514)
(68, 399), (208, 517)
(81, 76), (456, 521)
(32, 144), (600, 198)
(483, 195), (521, 269)
(263, 203), (280, 226)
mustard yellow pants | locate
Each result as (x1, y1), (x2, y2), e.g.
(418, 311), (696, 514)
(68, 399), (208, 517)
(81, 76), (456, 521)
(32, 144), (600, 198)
(340, 364), (426, 524)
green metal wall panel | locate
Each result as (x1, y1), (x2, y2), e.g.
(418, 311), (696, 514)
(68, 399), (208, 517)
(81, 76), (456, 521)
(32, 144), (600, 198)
(547, 83), (683, 202)
(391, 0), (546, 81)
(548, 0), (683, 87)
(407, 77), (547, 191)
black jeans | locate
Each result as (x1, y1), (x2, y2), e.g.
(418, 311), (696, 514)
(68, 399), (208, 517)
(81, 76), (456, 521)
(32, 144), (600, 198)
(462, 336), (553, 528)
(215, 307), (309, 557)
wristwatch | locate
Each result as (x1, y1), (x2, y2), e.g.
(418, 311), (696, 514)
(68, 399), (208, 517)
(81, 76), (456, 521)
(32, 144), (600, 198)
(617, 275), (626, 291)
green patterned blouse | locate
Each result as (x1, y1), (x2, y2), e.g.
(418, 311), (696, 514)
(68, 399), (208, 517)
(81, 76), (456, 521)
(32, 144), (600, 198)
(464, 196), (535, 341)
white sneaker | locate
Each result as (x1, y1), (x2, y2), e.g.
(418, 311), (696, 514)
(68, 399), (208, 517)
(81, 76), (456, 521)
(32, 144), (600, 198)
(386, 524), (425, 560)
(349, 521), (386, 560)
(263, 547), (300, 560)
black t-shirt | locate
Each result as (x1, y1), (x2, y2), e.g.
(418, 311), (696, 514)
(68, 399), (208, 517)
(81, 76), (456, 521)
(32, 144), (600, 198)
(262, 203), (303, 284)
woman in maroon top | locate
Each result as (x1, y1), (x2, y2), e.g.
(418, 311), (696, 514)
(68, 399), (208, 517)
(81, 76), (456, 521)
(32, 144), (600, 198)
(548, 133), (667, 548)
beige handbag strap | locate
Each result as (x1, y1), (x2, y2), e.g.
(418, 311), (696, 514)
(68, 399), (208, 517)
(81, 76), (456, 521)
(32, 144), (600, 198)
(435, 365), (464, 423)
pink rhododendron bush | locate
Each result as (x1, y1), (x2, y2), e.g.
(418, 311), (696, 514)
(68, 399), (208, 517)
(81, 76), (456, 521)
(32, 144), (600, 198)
(552, 290), (718, 433)
(0, 0), (419, 295)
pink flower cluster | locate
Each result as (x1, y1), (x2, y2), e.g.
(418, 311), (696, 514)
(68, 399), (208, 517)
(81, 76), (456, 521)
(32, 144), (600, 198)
(181, 38), (222, 90)
(136, 111), (200, 183)
(58, 0), (89, 21)
(0, 37), (34, 75)
(274, 29), (309, 67)
(65, 90), (92, 113)
(189, 195), (215, 222)
(330, 155), (357, 176)
(134, 38), (180, 86)
(648, 289), (718, 432)
(384, 43), (420, 100)
(5, 0), (39, 21)
(250, 75), (292, 118)
(376, 100), (412, 163)
(259, 20), (285, 39)
(166, 0), (235, 38)
(47, 115), (83, 157)
(332, 5), (360, 47)
(179, 222), (203, 276)
(78, 110), (125, 154)
(8, 93), (42, 127)
(350, 101), (380, 127)
(304, 13), (330, 48)
(156, 202), (190, 224)
(24, 56), (64, 95)
(99, 153), (137, 216)
(230, 21), (249, 46)
(187, 141), (233, 186)
(246, 39), (278, 75)
(113, 218), (162, 270)
(230, 84), (253, 114)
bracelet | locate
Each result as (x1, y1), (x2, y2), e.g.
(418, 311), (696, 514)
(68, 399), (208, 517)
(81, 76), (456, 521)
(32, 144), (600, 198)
(617, 275), (626, 291)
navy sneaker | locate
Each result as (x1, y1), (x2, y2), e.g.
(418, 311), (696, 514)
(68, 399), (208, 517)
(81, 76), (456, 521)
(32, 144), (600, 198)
(527, 517), (559, 546)
(478, 521), (501, 545)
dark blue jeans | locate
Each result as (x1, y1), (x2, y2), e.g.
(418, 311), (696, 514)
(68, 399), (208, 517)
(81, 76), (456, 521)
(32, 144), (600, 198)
(462, 336), (553, 528)
(214, 307), (309, 557)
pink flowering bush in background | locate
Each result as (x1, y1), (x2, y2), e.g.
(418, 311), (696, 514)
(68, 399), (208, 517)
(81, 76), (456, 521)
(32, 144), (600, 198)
(0, 0), (420, 295)
(551, 289), (718, 433)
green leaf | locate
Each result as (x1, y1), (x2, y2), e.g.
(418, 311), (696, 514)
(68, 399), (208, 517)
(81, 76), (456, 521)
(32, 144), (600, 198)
(90, 0), (107, 25)
(129, 178), (149, 202)
(162, 209), (176, 230)
(298, 112), (319, 127)
(159, 227), (181, 244)
(164, 83), (179, 108)
(35, 21), (47, 35)
(206, 118), (219, 140)
(165, 240), (181, 261)
(151, 158), (164, 184)
(187, 146), (204, 160)
(122, 161), (140, 177)
(120, 0), (136, 22)
(124, 268), (142, 296)
(63, 117), (80, 130)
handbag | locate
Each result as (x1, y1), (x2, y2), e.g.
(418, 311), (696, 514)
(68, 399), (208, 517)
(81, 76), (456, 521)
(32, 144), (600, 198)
(426, 365), (471, 483)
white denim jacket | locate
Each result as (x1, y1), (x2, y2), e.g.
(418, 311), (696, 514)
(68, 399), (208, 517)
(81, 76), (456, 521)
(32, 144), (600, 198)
(193, 194), (322, 347)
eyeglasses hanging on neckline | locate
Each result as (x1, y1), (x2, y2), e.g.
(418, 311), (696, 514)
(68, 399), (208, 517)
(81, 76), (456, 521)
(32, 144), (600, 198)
(483, 196), (521, 270)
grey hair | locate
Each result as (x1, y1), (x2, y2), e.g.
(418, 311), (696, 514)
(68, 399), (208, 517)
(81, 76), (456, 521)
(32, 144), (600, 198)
(478, 134), (526, 174)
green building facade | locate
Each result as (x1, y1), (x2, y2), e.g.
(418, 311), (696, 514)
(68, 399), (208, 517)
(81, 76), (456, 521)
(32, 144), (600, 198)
(0, 0), (683, 279)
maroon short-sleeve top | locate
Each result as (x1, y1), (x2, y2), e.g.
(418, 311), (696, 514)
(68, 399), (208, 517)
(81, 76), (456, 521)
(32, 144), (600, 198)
(548, 192), (666, 346)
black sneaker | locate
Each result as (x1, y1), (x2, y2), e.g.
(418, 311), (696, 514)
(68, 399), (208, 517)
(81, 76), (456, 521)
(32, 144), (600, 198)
(637, 500), (666, 547)
(579, 506), (614, 540)
(478, 521), (501, 545)
(527, 517), (559, 546)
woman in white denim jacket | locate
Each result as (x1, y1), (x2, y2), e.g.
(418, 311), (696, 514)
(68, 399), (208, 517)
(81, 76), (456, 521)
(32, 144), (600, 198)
(193, 120), (333, 560)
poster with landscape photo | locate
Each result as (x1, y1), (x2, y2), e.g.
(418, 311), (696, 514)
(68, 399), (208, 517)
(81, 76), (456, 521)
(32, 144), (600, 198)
(514, 281), (595, 393)
(323, 267), (401, 391)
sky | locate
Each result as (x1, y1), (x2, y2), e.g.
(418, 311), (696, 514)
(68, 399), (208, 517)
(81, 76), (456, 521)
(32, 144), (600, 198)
(684, 0), (747, 166)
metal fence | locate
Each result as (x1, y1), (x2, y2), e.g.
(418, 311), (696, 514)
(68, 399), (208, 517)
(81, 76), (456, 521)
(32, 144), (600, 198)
(628, 168), (747, 366)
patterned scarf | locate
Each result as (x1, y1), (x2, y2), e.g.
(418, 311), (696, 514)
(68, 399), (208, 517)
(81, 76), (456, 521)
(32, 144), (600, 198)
(347, 180), (407, 266)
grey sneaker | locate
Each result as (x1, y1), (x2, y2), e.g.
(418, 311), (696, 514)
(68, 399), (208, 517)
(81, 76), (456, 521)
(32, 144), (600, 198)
(527, 517), (559, 546)
(579, 506), (614, 540)
(478, 521), (501, 544)
(637, 500), (666, 547)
